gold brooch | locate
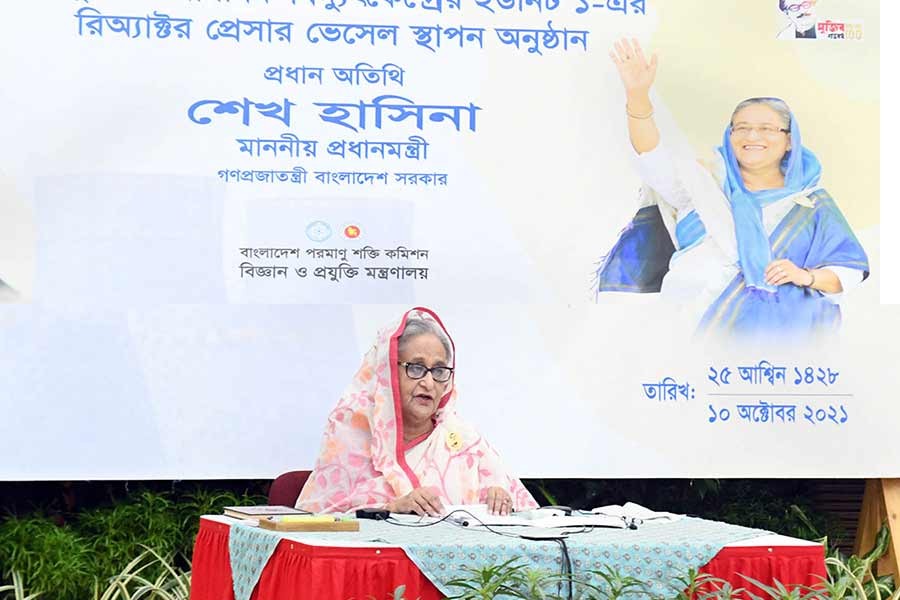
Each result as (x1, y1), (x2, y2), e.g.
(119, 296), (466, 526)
(445, 431), (462, 451)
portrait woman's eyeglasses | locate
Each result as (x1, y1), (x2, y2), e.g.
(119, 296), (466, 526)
(730, 124), (790, 137)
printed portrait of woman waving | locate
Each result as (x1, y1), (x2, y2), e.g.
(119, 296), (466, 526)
(593, 38), (869, 343)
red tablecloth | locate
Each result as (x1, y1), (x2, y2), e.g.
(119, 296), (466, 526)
(189, 518), (826, 600)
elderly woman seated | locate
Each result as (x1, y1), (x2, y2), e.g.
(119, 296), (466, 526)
(296, 307), (538, 516)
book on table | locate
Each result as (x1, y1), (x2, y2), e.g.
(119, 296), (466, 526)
(223, 505), (309, 520)
(258, 515), (361, 532)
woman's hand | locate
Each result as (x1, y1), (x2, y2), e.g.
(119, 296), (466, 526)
(609, 37), (658, 97)
(765, 258), (812, 287)
(609, 37), (660, 153)
(485, 486), (513, 516)
(387, 487), (444, 516)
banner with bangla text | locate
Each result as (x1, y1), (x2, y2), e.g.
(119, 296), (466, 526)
(0, 0), (895, 479)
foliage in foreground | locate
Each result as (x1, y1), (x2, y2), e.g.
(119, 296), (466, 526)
(442, 523), (899, 599)
(1, 548), (189, 600)
(0, 482), (891, 600)
(1, 524), (897, 600)
(0, 487), (263, 600)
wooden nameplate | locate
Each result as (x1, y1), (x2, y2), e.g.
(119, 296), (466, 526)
(258, 517), (360, 532)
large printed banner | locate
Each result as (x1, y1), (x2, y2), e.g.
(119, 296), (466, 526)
(0, 0), (896, 479)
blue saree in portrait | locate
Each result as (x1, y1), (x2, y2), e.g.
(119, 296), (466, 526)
(592, 204), (675, 293)
(696, 189), (868, 339)
(594, 188), (869, 341)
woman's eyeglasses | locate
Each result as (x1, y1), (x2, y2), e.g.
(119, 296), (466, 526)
(398, 362), (454, 382)
(730, 124), (790, 137)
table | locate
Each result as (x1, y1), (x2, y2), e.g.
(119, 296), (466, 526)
(189, 516), (826, 600)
